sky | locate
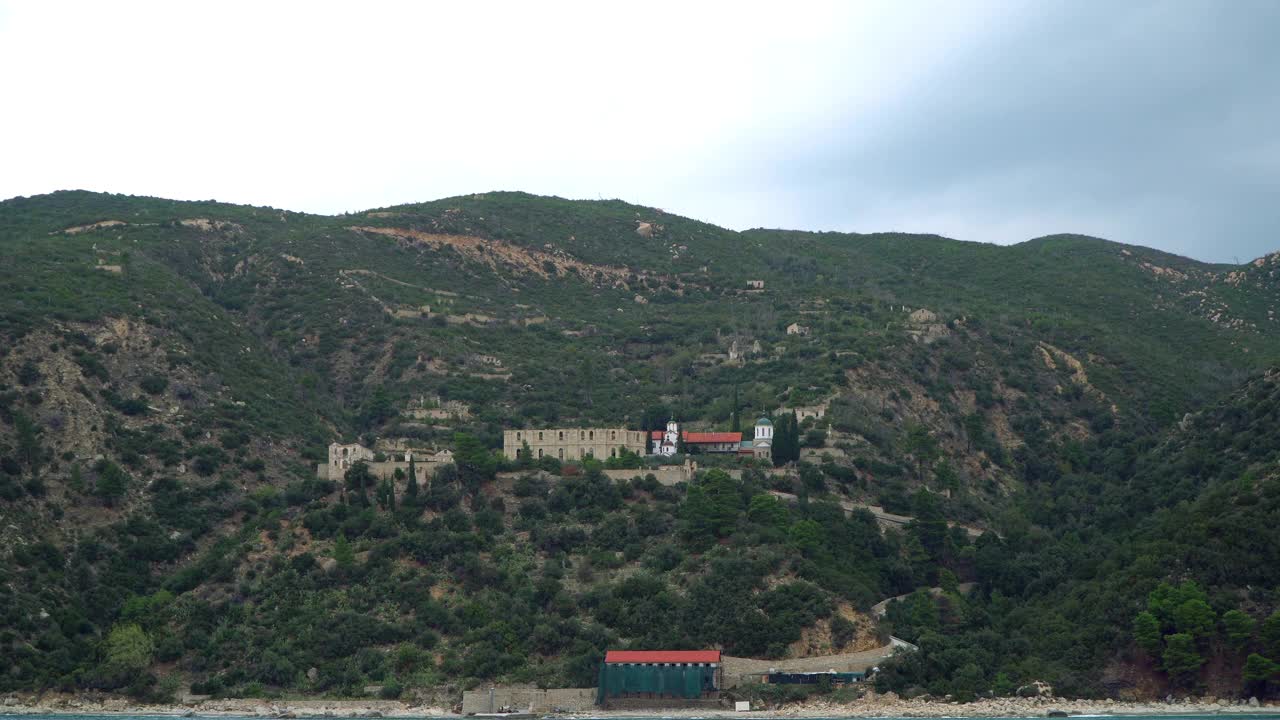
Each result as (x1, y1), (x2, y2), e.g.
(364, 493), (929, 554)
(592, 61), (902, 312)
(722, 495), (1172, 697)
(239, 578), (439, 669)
(1, 1), (1277, 263)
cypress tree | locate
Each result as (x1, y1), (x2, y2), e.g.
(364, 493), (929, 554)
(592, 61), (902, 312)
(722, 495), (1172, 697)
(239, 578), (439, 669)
(406, 456), (419, 500)
(788, 410), (801, 463)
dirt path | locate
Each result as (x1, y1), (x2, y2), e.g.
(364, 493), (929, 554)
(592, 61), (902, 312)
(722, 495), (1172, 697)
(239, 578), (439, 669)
(767, 491), (992, 538)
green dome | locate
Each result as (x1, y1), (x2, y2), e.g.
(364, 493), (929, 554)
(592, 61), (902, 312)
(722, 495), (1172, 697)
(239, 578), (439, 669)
(755, 417), (773, 426)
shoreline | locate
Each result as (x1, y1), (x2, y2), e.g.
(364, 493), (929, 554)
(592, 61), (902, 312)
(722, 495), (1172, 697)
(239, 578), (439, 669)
(2, 693), (1278, 719)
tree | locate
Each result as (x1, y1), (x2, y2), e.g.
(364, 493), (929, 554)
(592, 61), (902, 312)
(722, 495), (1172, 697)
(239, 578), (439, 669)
(95, 460), (130, 506)
(345, 461), (374, 506)
(770, 413), (800, 466)
(682, 469), (741, 543)
(934, 460), (960, 496)
(104, 623), (154, 673)
(1162, 633), (1204, 683)
(1263, 610), (1280, 656)
(1148, 580), (1209, 629)
(1223, 609), (1256, 649)
(454, 432), (496, 491)
(376, 478), (396, 511)
(1173, 598), (1216, 640)
(405, 456), (419, 501)
(902, 423), (938, 480)
(1134, 611), (1162, 656)
(15, 412), (42, 476)
(1243, 653), (1278, 694)
(788, 519), (824, 555)
(747, 493), (789, 529)
(333, 532), (354, 567)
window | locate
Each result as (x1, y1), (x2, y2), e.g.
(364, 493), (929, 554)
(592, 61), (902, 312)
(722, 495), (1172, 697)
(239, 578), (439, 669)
(611, 431), (616, 440)
(589, 430), (594, 440)
(537, 449), (543, 458)
(539, 431), (544, 441)
(559, 431), (564, 441)
(579, 448), (585, 458)
(611, 448), (617, 458)
(580, 431), (585, 440)
(516, 432), (521, 441)
(558, 448), (564, 459)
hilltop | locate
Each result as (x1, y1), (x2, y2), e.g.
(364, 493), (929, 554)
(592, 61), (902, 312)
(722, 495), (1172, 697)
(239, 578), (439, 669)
(1, 190), (1279, 704)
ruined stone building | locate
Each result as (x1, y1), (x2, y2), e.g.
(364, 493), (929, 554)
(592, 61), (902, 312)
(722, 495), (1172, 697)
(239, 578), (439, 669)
(502, 428), (647, 461)
(318, 442), (446, 481)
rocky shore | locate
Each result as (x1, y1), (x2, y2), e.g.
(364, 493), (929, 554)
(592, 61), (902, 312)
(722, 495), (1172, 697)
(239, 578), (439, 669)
(746, 691), (1277, 717)
(1, 691), (1276, 718)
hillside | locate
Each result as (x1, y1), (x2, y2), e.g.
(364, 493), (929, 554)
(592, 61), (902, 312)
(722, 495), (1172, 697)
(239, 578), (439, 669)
(1, 190), (1279, 702)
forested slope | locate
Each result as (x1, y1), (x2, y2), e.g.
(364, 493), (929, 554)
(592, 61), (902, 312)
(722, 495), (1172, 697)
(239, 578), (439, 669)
(1, 190), (1278, 701)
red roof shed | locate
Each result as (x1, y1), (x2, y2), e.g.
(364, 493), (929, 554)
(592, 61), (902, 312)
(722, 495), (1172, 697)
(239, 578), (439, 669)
(604, 650), (722, 664)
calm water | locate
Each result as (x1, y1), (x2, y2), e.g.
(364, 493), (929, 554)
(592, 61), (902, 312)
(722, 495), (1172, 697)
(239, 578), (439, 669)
(5, 715), (1280, 720)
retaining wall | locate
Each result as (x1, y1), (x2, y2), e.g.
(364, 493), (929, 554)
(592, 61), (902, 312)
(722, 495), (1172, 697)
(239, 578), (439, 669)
(459, 688), (595, 714)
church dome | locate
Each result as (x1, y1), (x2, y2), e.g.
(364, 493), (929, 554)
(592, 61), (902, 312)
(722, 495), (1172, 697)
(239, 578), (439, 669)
(755, 417), (772, 426)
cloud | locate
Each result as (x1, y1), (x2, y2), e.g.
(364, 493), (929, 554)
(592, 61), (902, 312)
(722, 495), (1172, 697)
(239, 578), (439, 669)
(0, 1), (1274, 263)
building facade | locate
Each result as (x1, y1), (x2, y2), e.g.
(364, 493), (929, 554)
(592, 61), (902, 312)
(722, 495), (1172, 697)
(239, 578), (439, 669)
(502, 428), (647, 461)
(651, 420), (744, 455)
(327, 442), (375, 478)
(739, 417), (773, 459)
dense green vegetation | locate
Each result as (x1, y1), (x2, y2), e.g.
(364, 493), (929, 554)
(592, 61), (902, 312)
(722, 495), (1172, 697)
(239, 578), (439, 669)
(1, 190), (1279, 702)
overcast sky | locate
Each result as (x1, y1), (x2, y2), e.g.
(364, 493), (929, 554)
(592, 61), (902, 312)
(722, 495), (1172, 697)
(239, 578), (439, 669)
(2, 1), (1277, 263)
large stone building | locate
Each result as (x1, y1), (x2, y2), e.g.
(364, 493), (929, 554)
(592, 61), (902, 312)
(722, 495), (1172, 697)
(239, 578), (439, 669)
(318, 442), (448, 481)
(502, 428), (648, 461)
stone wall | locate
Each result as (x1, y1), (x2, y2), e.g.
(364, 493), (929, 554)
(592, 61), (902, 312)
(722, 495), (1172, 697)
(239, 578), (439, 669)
(316, 460), (441, 482)
(502, 428), (647, 461)
(460, 688), (596, 714)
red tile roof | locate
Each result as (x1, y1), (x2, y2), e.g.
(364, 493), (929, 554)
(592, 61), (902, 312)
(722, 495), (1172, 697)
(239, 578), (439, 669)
(647, 431), (742, 443)
(605, 650), (721, 664)
(685, 432), (741, 444)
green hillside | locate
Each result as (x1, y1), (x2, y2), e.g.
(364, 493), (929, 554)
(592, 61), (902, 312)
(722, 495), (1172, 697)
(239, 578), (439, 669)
(1, 190), (1279, 702)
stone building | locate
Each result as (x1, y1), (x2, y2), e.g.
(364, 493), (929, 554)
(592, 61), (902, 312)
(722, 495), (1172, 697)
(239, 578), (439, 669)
(318, 442), (445, 481)
(502, 428), (647, 461)
(786, 322), (810, 336)
(327, 443), (374, 478)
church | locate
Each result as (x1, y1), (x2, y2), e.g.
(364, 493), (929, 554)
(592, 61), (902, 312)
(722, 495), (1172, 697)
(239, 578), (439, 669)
(651, 417), (773, 460)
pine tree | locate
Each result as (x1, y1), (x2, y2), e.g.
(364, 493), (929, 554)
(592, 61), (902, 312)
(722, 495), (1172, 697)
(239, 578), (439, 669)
(334, 532), (354, 567)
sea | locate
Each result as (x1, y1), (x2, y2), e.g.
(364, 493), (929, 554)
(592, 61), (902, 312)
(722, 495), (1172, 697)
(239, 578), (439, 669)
(5, 715), (1280, 720)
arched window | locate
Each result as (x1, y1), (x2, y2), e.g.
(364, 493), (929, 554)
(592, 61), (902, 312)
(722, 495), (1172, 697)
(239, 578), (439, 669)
(537, 449), (543, 458)
(589, 430), (594, 440)
(580, 431), (585, 440)
(559, 431), (564, 441)
(539, 431), (544, 441)
(611, 431), (616, 441)
(516, 432), (521, 441)
(558, 448), (564, 459)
